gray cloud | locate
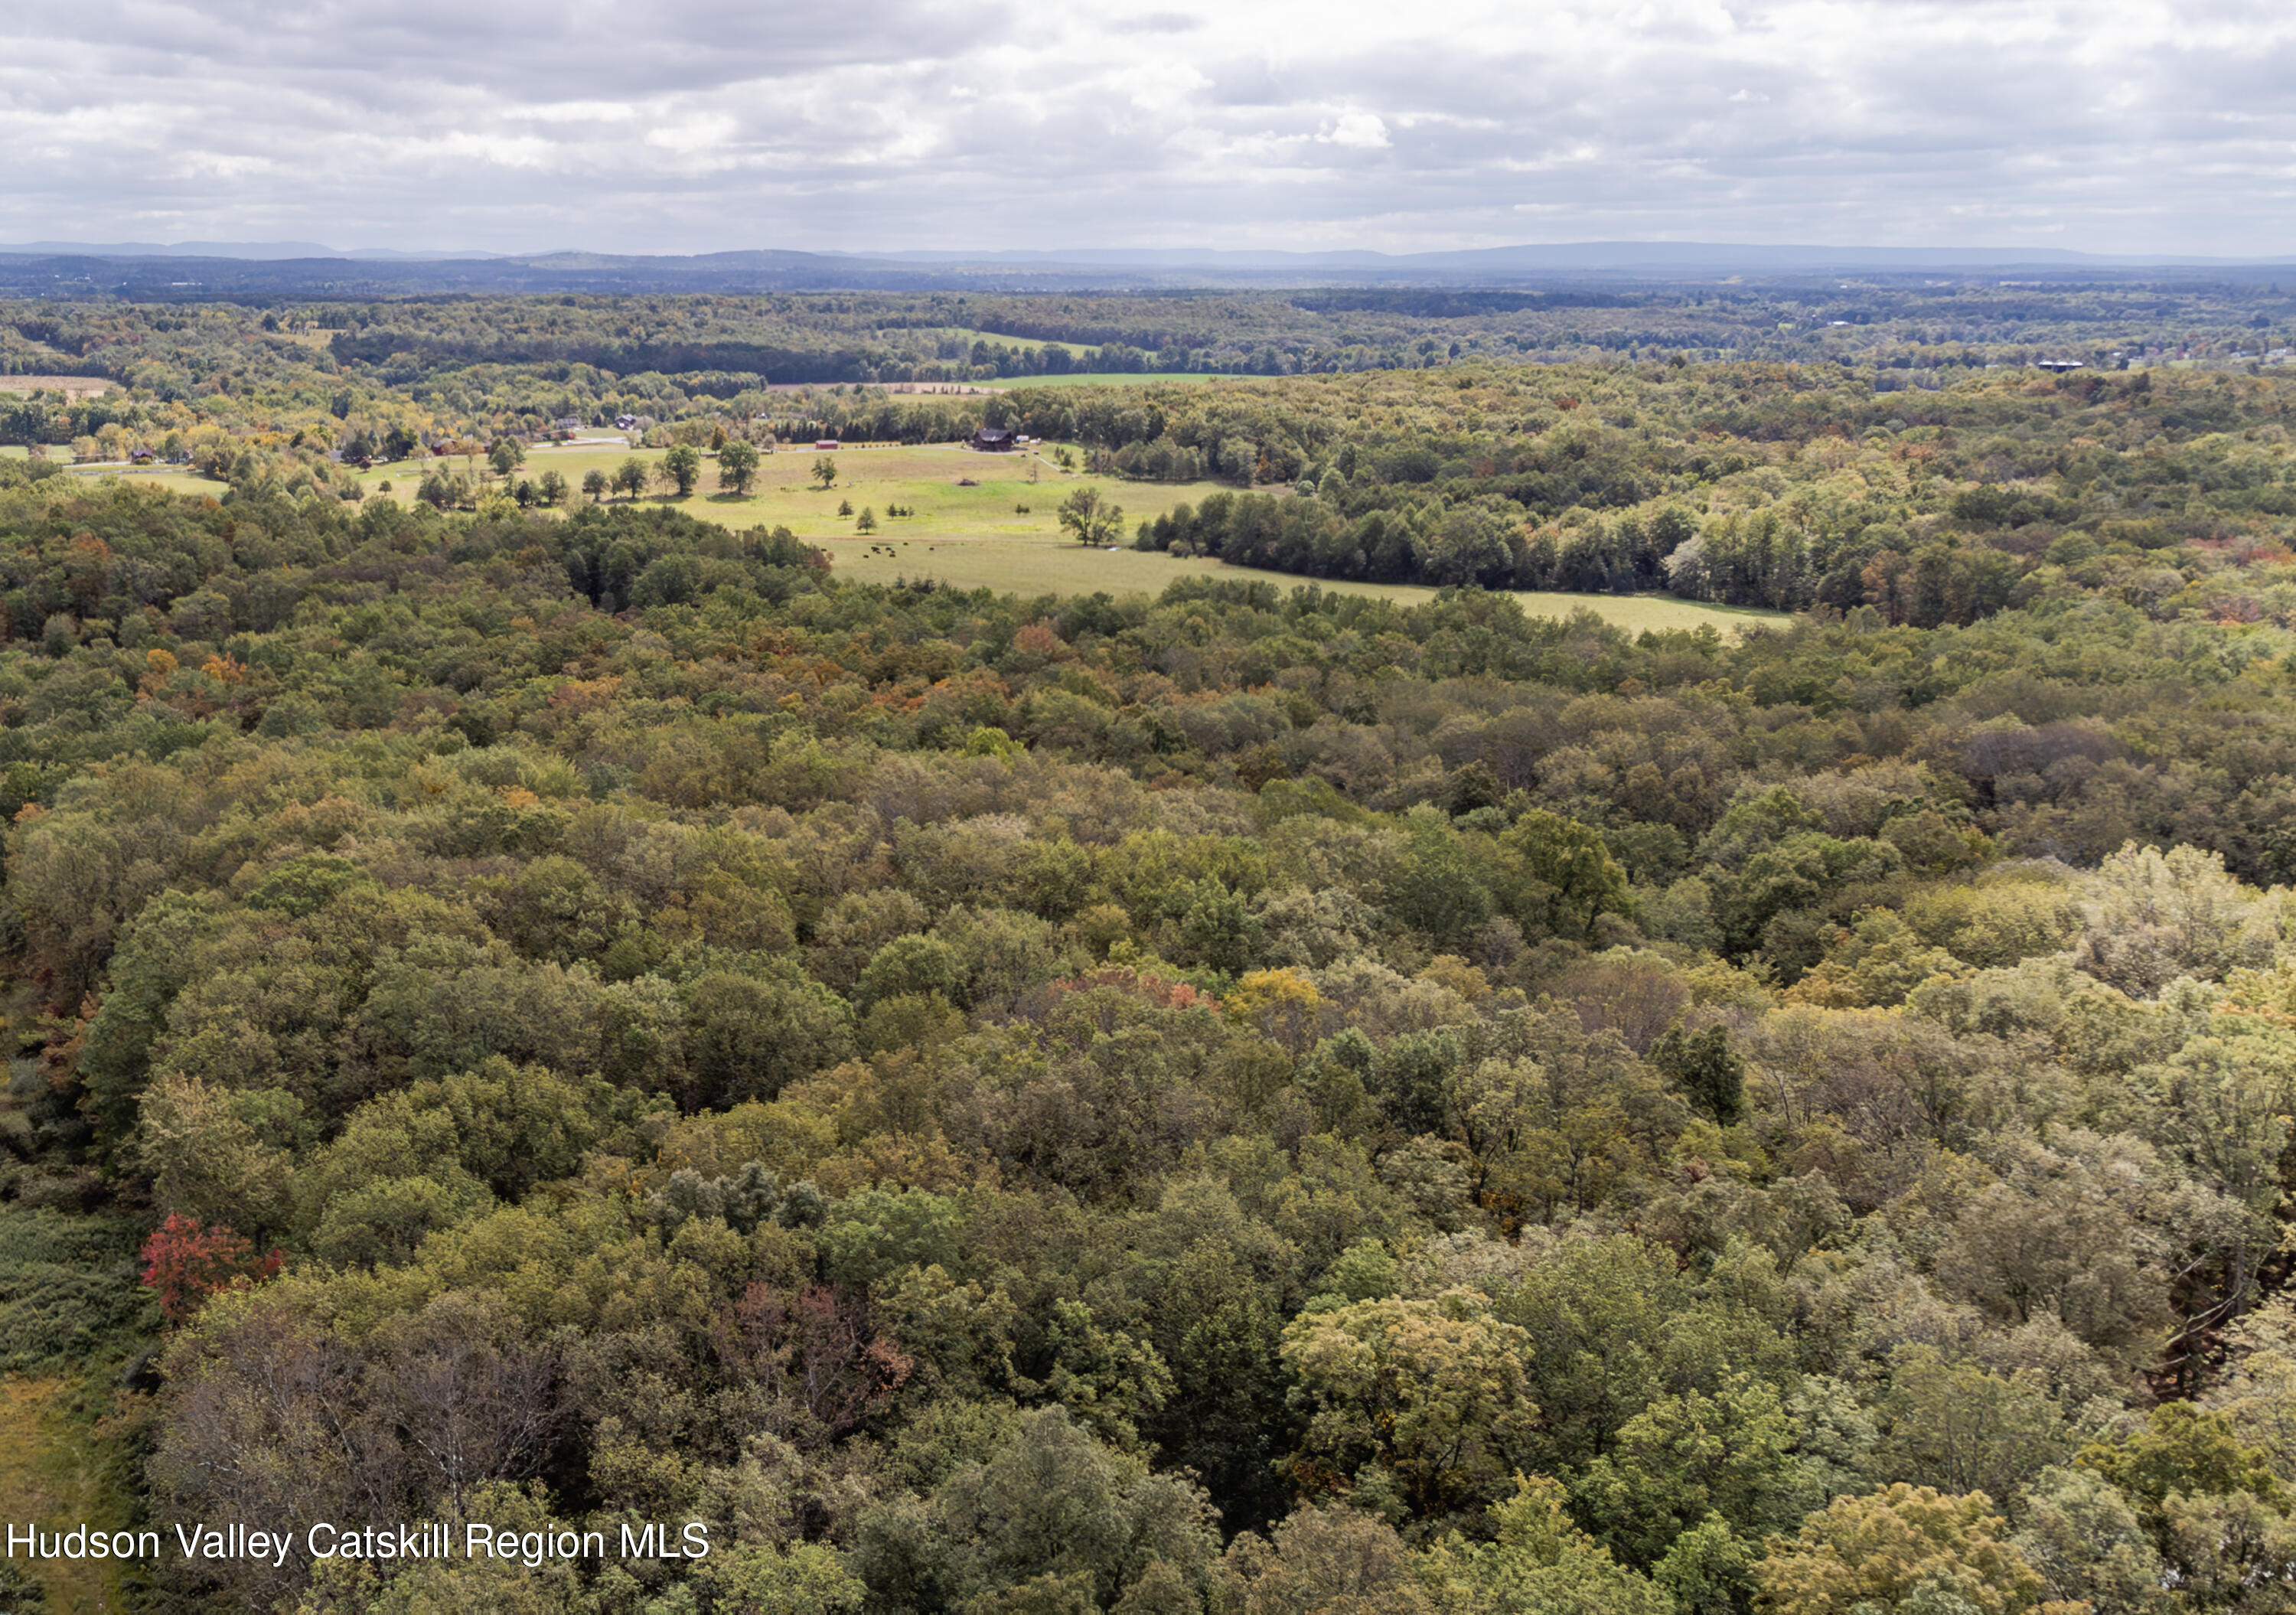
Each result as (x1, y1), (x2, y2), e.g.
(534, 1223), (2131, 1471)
(0, 0), (2290, 255)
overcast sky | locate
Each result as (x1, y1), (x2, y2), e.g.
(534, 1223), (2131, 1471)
(2, 0), (2291, 257)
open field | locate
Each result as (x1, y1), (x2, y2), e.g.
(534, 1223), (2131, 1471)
(0, 376), (117, 400)
(766, 381), (1003, 395)
(344, 444), (1779, 630)
(0, 1377), (130, 1610)
(1000, 372), (1227, 389)
(817, 534), (1783, 628)
(941, 327), (1095, 357)
(365, 441), (1228, 544)
(35, 445), (1774, 631)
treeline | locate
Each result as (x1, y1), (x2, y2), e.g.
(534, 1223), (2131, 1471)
(4, 471), (2296, 1609)
(8, 275), (2296, 461)
(1000, 362), (2296, 619)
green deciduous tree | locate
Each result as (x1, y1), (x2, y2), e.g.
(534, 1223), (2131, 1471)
(662, 443), (703, 498)
(718, 436), (761, 494)
(1281, 1293), (1538, 1520)
(1058, 486), (1125, 546)
(850, 1407), (1220, 1612)
(1753, 1484), (2047, 1615)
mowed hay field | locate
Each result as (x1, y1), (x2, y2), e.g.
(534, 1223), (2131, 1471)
(357, 440), (1222, 545)
(999, 373), (1227, 390)
(55, 441), (1775, 632)
(820, 536), (1785, 629)
(355, 443), (1777, 628)
(0, 376), (118, 400)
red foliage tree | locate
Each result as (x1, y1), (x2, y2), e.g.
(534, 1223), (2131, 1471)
(139, 1214), (283, 1323)
(713, 1281), (912, 1442)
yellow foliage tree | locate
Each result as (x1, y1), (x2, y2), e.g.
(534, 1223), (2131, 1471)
(1754, 1483), (2055, 1615)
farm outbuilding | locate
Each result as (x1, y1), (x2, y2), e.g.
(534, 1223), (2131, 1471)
(970, 426), (1018, 452)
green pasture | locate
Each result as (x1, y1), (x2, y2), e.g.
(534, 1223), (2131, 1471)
(818, 536), (1781, 629)
(999, 372), (1228, 390)
(362, 441), (1230, 545)
(45, 444), (1775, 634)
(51, 463), (214, 495)
(438, 445), (1772, 630)
(940, 327), (1095, 358)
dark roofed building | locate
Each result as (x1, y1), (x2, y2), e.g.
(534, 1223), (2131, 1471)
(971, 426), (1018, 452)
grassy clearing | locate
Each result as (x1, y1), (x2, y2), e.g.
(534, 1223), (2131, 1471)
(342, 444), (1777, 631)
(0, 377), (117, 400)
(998, 372), (1227, 390)
(47, 445), (1774, 635)
(819, 535), (1781, 629)
(938, 327), (1095, 358)
(49, 465), (215, 497)
(0, 1375), (135, 1611)
(359, 442), (1241, 546)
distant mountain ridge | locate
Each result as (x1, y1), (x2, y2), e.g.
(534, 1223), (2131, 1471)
(848, 242), (2296, 271)
(0, 240), (513, 262)
(3, 239), (2291, 298)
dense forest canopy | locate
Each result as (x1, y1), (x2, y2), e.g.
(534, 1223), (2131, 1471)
(6, 285), (2296, 1613)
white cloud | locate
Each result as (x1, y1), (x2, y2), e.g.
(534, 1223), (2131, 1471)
(1319, 111), (1390, 148)
(0, 0), (2292, 253)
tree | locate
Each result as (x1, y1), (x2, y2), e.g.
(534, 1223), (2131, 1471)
(683, 965), (855, 1108)
(1573, 1373), (1814, 1569)
(581, 467), (608, 503)
(719, 437), (761, 494)
(2011, 1467), (2168, 1615)
(612, 456), (650, 501)
(1503, 810), (1632, 941)
(2074, 1402), (2283, 1518)
(662, 443), (702, 498)
(1651, 1026), (1747, 1126)
(140, 1213), (282, 1323)
(2077, 841), (2275, 994)
(1218, 1506), (1433, 1614)
(856, 507), (878, 533)
(1058, 486), (1125, 546)
(535, 468), (568, 506)
(1417, 1477), (1678, 1615)
(132, 1072), (295, 1238)
(696, 1543), (866, 1614)
(1423, 507), (1515, 588)
(1754, 1485), (2047, 1615)
(1281, 1293), (1538, 1520)
(850, 1407), (1220, 1611)
(487, 438), (525, 480)
(813, 455), (838, 489)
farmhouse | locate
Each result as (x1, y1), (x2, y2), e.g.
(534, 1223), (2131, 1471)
(970, 426), (1018, 452)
